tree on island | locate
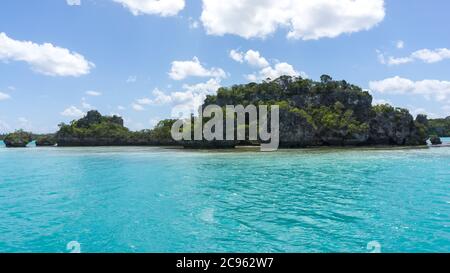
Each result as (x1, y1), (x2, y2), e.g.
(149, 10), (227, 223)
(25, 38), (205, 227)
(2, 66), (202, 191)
(3, 130), (33, 148)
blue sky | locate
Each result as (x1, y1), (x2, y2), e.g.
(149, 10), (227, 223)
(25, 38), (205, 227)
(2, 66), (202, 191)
(1, 0), (450, 133)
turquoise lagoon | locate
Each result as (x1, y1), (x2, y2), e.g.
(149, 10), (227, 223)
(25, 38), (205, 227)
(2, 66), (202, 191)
(0, 141), (449, 253)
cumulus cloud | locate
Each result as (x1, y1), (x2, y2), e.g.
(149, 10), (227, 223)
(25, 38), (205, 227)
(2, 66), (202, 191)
(231, 49), (306, 82)
(411, 48), (450, 63)
(247, 62), (304, 82)
(243, 50), (269, 68)
(230, 49), (270, 68)
(0, 32), (94, 77)
(146, 78), (221, 118)
(113, 0), (185, 16)
(61, 106), (85, 118)
(201, 0), (385, 40)
(229, 50), (244, 63)
(378, 48), (450, 66)
(369, 76), (450, 101)
(131, 103), (145, 111)
(230, 49), (306, 82)
(136, 97), (153, 105)
(66, 0), (81, 6)
(85, 90), (102, 96)
(0, 92), (11, 101)
(169, 57), (226, 80)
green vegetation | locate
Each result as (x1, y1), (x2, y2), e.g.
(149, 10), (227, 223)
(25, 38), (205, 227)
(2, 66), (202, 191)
(55, 110), (178, 146)
(57, 110), (129, 139)
(428, 117), (450, 137)
(35, 135), (57, 146)
(3, 130), (33, 147)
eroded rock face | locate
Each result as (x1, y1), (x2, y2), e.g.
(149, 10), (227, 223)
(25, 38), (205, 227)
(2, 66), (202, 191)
(35, 135), (57, 146)
(278, 110), (319, 147)
(429, 136), (442, 145)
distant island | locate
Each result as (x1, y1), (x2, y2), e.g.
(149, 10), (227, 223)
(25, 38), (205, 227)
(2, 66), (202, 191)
(1, 75), (448, 148)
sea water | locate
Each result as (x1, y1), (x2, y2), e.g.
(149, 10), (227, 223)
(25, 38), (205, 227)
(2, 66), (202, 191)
(0, 142), (449, 253)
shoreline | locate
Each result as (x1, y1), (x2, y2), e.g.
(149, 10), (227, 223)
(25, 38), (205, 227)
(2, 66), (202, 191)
(2, 143), (443, 152)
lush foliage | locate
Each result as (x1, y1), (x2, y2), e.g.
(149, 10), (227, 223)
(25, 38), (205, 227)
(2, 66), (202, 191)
(57, 110), (130, 139)
(428, 117), (450, 137)
(3, 130), (33, 147)
(56, 110), (178, 145)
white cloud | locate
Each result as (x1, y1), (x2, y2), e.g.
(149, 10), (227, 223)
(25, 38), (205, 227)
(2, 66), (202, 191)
(150, 88), (173, 105)
(85, 90), (102, 96)
(386, 56), (413, 65)
(182, 78), (221, 94)
(169, 57), (226, 80)
(230, 49), (269, 68)
(0, 32), (94, 77)
(244, 50), (269, 68)
(117, 105), (126, 110)
(201, 0), (385, 40)
(0, 92), (11, 101)
(66, 0), (81, 6)
(260, 63), (301, 79)
(61, 106), (85, 118)
(147, 79), (221, 118)
(113, 0), (185, 16)
(131, 103), (145, 111)
(247, 62), (306, 82)
(136, 97), (152, 105)
(229, 49), (244, 63)
(378, 48), (450, 66)
(81, 97), (92, 109)
(369, 76), (450, 101)
(411, 48), (450, 63)
(231, 49), (306, 82)
(377, 50), (413, 65)
(126, 75), (137, 83)
(396, 40), (404, 49)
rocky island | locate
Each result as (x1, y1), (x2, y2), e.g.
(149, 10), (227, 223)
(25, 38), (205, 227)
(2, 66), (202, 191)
(3, 130), (33, 148)
(56, 110), (177, 146)
(2, 75), (446, 149)
(203, 75), (429, 147)
(428, 116), (450, 137)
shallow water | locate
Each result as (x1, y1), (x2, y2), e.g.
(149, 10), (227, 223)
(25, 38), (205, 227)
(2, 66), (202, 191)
(0, 143), (449, 253)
